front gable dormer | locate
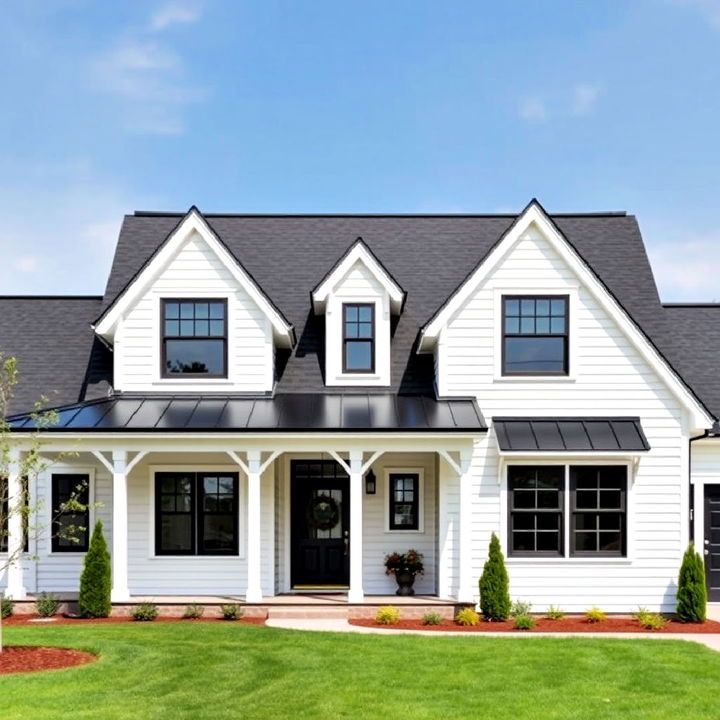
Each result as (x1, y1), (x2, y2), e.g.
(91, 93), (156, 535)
(312, 238), (405, 387)
(93, 207), (294, 393)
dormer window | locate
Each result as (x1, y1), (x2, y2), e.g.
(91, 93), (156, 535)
(162, 299), (227, 377)
(343, 303), (375, 373)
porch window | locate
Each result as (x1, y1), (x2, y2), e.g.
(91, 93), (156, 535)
(502, 296), (568, 375)
(342, 303), (375, 373)
(507, 464), (627, 557)
(387, 471), (422, 531)
(155, 472), (239, 556)
(51, 474), (90, 553)
(161, 299), (227, 377)
(0, 477), (28, 553)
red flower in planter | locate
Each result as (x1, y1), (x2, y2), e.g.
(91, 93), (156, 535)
(384, 549), (425, 576)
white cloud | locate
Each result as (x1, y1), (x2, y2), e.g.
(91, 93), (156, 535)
(12, 255), (40, 274)
(519, 97), (547, 121)
(647, 233), (720, 301)
(571, 83), (601, 116)
(666, 0), (720, 29)
(149, 3), (202, 32)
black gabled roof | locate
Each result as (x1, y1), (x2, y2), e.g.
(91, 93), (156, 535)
(101, 209), (659, 396)
(493, 417), (650, 452)
(9, 393), (486, 433)
(0, 296), (112, 415)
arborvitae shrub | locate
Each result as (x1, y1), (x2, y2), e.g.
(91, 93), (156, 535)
(78, 520), (111, 618)
(676, 542), (707, 623)
(479, 533), (511, 621)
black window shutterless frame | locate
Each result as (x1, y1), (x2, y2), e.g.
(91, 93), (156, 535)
(51, 474), (90, 553)
(155, 472), (239, 556)
(502, 296), (569, 375)
(342, 303), (375, 373)
(161, 299), (228, 378)
(388, 473), (420, 530)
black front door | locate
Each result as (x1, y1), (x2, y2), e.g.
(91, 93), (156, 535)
(291, 460), (350, 587)
(704, 485), (720, 601)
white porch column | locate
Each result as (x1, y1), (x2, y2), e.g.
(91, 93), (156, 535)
(348, 450), (364, 603)
(6, 448), (27, 600)
(111, 450), (130, 602)
(245, 449), (263, 603)
(457, 449), (474, 604)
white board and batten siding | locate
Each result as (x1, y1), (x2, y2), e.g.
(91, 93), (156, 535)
(114, 231), (275, 393)
(435, 226), (691, 612)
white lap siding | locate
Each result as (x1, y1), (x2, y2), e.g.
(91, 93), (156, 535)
(436, 227), (689, 612)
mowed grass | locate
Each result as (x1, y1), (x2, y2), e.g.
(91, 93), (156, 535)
(2, 623), (720, 719)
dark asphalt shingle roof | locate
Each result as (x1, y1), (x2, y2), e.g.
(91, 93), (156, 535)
(0, 297), (112, 415)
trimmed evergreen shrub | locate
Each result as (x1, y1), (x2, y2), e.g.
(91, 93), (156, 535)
(78, 520), (112, 618)
(676, 542), (707, 623)
(35, 592), (60, 617)
(479, 533), (511, 621)
(220, 603), (243, 621)
(1, 594), (13, 619)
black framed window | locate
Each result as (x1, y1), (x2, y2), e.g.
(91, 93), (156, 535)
(52, 474), (89, 553)
(508, 466), (564, 555)
(155, 472), (239, 556)
(0, 477), (28, 553)
(389, 473), (419, 530)
(570, 466), (627, 556)
(162, 300), (227, 377)
(502, 296), (568, 375)
(342, 303), (375, 373)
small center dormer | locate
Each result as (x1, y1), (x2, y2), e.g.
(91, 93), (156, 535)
(312, 238), (405, 387)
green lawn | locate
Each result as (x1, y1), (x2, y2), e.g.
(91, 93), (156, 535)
(1, 623), (720, 719)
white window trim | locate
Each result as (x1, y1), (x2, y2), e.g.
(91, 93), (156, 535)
(501, 458), (633, 564)
(384, 467), (425, 534)
(493, 286), (579, 383)
(148, 464), (245, 560)
(46, 466), (96, 557)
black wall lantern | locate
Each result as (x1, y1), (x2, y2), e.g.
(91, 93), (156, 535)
(365, 468), (377, 495)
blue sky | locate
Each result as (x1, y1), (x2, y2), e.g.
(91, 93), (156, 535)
(1, 0), (719, 299)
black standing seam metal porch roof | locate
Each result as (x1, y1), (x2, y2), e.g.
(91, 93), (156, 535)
(493, 417), (650, 452)
(8, 394), (487, 433)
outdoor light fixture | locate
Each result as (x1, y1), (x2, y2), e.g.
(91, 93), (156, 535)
(365, 468), (377, 494)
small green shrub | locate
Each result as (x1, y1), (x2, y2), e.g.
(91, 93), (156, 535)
(35, 592), (60, 618)
(455, 607), (480, 626)
(183, 604), (204, 619)
(78, 520), (111, 618)
(220, 603), (244, 621)
(633, 607), (667, 630)
(545, 605), (565, 620)
(585, 606), (606, 623)
(510, 600), (532, 617)
(375, 606), (400, 625)
(1, 595), (13, 619)
(131, 603), (158, 622)
(479, 533), (511, 621)
(676, 542), (707, 623)
(513, 614), (535, 631)
(421, 611), (442, 626)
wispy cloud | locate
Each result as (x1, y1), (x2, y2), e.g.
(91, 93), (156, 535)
(519, 97), (547, 121)
(647, 233), (720, 301)
(571, 83), (601, 116)
(91, 6), (207, 134)
(666, 0), (720, 29)
(149, 3), (202, 32)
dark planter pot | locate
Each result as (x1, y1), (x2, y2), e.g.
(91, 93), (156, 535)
(395, 571), (416, 596)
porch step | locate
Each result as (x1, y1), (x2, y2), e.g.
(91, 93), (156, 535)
(266, 606), (349, 620)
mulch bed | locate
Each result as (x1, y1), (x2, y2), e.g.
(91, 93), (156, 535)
(350, 617), (720, 634)
(0, 646), (96, 675)
(3, 614), (266, 626)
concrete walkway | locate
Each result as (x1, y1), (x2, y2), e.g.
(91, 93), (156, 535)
(265, 617), (720, 652)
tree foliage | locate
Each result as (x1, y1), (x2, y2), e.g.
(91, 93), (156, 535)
(676, 542), (707, 623)
(479, 532), (511, 621)
(78, 521), (112, 618)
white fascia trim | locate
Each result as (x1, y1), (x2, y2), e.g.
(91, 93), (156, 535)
(418, 201), (713, 429)
(312, 240), (405, 314)
(94, 208), (294, 348)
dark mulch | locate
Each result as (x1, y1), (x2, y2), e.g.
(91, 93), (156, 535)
(350, 616), (720, 633)
(3, 615), (266, 626)
(0, 646), (96, 675)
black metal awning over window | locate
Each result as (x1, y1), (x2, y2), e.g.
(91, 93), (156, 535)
(493, 417), (650, 452)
